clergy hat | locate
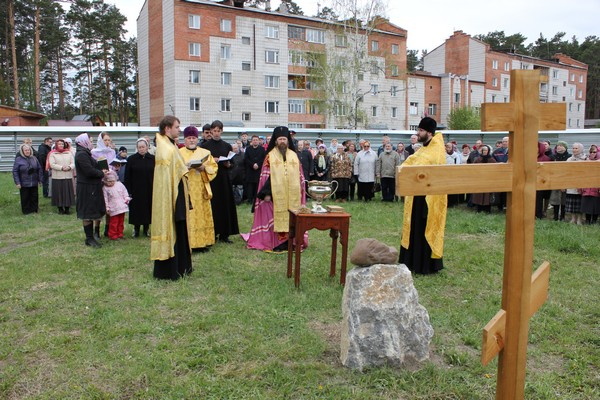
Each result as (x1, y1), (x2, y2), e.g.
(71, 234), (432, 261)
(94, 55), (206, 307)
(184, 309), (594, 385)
(418, 117), (437, 134)
(183, 126), (199, 138)
(266, 126), (296, 153)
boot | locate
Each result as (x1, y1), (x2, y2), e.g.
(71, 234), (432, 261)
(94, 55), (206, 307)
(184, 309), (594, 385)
(103, 224), (109, 238)
(132, 225), (140, 238)
(58, 207), (64, 214)
(143, 225), (150, 237)
(94, 225), (101, 241)
(84, 225), (102, 248)
(553, 205), (559, 221)
(64, 207), (70, 215)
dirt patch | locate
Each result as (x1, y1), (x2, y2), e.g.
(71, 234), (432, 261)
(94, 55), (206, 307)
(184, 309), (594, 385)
(309, 320), (342, 365)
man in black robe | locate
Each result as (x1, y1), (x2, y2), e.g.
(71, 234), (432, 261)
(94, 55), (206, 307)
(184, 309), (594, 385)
(124, 138), (155, 237)
(243, 135), (266, 207)
(201, 120), (239, 243)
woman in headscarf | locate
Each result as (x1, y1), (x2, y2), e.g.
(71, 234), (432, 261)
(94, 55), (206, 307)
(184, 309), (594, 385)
(346, 142), (358, 201)
(12, 144), (44, 214)
(581, 144), (600, 224)
(312, 144), (330, 182)
(75, 133), (107, 247)
(471, 145), (497, 213)
(124, 138), (155, 237)
(330, 144), (352, 202)
(565, 142), (588, 225)
(49, 138), (75, 214)
(549, 141), (570, 221)
(536, 141), (553, 219)
(588, 144), (599, 160)
(91, 132), (116, 165)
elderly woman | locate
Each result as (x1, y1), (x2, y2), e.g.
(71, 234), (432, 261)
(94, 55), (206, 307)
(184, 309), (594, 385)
(565, 142), (588, 225)
(49, 139), (75, 214)
(471, 145), (497, 213)
(330, 144), (353, 202)
(125, 138), (155, 237)
(353, 140), (378, 202)
(13, 144), (44, 214)
(75, 133), (107, 247)
(549, 141), (570, 221)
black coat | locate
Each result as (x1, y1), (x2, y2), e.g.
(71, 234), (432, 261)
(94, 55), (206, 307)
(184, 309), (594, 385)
(75, 144), (106, 220)
(229, 152), (245, 185)
(124, 152), (155, 225)
(243, 145), (266, 183)
(298, 149), (313, 181)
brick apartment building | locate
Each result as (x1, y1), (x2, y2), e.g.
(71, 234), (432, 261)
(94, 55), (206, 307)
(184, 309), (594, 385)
(137, 1), (587, 130)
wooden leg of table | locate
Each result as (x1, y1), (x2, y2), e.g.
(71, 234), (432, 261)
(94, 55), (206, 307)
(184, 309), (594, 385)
(294, 228), (302, 288)
(287, 226), (294, 279)
(340, 227), (349, 285)
(329, 229), (339, 277)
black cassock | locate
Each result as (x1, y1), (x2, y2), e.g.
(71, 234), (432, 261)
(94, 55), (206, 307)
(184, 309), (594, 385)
(201, 139), (239, 238)
(124, 152), (155, 226)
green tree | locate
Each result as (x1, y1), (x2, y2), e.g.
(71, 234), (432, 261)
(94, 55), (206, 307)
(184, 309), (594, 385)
(315, 6), (338, 21)
(279, 0), (304, 15)
(475, 31), (528, 53)
(447, 106), (480, 130)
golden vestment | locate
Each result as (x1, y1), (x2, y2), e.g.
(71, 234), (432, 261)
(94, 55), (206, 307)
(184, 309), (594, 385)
(179, 146), (218, 248)
(400, 133), (447, 258)
(268, 148), (302, 232)
(150, 133), (190, 260)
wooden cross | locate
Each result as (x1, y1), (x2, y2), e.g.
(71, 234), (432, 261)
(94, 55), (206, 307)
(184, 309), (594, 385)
(395, 70), (600, 400)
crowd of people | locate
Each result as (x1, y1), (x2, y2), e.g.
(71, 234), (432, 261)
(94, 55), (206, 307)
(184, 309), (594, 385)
(11, 116), (600, 279)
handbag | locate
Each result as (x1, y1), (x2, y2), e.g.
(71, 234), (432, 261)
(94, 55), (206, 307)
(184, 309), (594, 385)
(372, 179), (381, 193)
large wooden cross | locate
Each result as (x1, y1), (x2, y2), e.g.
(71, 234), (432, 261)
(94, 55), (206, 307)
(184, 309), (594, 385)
(395, 70), (600, 399)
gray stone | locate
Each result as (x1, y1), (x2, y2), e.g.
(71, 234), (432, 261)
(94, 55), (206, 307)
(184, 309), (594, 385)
(340, 264), (433, 371)
(350, 238), (399, 267)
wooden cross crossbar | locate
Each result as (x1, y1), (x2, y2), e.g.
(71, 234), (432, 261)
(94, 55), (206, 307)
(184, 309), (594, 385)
(395, 70), (598, 400)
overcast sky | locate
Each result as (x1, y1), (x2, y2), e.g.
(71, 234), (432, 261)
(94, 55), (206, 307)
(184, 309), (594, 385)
(108, 0), (599, 52)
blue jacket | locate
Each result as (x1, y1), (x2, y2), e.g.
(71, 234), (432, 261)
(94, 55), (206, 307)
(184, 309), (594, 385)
(13, 155), (43, 187)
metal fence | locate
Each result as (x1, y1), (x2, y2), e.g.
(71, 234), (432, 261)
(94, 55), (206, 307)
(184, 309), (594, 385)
(1, 126), (599, 172)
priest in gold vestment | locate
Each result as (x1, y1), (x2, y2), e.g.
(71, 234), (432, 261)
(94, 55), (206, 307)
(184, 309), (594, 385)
(179, 126), (218, 251)
(241, 126), (308, 252)
(399, 117), (447, 274)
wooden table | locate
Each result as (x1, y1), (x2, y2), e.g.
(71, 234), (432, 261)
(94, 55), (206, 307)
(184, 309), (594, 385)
(287, 210), (351, 288)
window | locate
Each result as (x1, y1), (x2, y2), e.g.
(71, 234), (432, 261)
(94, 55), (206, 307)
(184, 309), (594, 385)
(371, 40), (379, 51)
(288, 75), (305, 90)
(569, 103), (573, 112)
(371, 84), (379, 95)
(306, 78), (318, 91)
(552, 86), (558, 95)
(358, 72), (364, 81)
(391, 86), (398, 97)
(390, 65), (399, 76)
(242, 112), (251, 121)
(265, 75), (280, 88)
(334, 57), (346, 67)
(221, 72), (232, 85)
(504, 96), (508, 103)
(428, 103), (437, 115)
(220, 99), (231, 112)
(221, 44), (231, 59)
(189, 70), (200, 84)
(577, 119), (580, 127)
(335, 35), (348, 47)
(241, 86), (251, 96)
(391, 44), (399, 55)
(552, 69), (559, 79)
(288, 99), (305, 114)
(289, 123), (303, 129)
(288, 26), (305, 40)
(189, 97), (200, 111)
(370, 61), (379, 75)
(570, 88), (574, 96)
(570, 73), (575, 81)
(409, 102), (418, 115)
(492, 77), (498, 87)
(503, 78), (509, 88)
(189, 42), (201, 57)
(492, 60), (498, 69)
(491, 94), (496, 103)
(579, 75), (584, 83)
(504, 62), (510, 71)
(392, 107), (398, 118)
(334, 102), (347, 116)
(309, 102), (320, 114)
(265, 50), (279, 64)
(578, 89), (583, 98)
(188, 14), (200, 29)
(242, 36), (251, 45)
(454, 93), (460, 104)
(577, 103), (582, 112)
(265, 25), (279, 39)
(220, 19), (232, 32)
(540, 82), (548, 92)
(242, 62), (251, 71)
(306, 29), (325, 43)
(265, 101), (279, 113)
(335, 81), (347, 94)
(371, 106), (378, 117)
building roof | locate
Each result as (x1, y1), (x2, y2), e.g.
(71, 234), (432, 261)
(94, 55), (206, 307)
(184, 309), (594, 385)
(0, 105), (46, 119)
(47, 119), (93, 127)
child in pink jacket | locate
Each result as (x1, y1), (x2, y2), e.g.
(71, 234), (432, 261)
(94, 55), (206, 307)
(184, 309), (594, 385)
(102, 171), (131, 240)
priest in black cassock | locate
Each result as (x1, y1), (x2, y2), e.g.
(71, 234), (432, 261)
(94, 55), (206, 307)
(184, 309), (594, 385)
(124, 138), (155, 237)
(201, 120), (239, 243)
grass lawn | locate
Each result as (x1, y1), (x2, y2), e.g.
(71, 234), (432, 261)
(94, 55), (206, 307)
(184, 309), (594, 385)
(0, 172), (598, 399)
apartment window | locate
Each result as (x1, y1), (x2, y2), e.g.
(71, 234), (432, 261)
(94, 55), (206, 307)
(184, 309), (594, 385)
(577, 103), (582, 112)
(570, 88), (574, 96)
(552, 86), (558, 95)
(358, 72), (364, 81)
(288, 76), (304, 90)
(540, 82), (548, 92)
(568, 118), (571, 127)
(265, 101), (279, 113)
(391, 86), (398, 97)
(428, 103), (437, 115)
(221, 72), (232, 85)
(306, 78), (318, 91)
(569, 103), (573, 112)
(242, 36), (251, 45)
(570, 73), (575, 81)
(189, 42), (201, 57)
(241, 86), (251, 96)
(579, 75), (584, 83)
(221, 44), (231, 59)
(334, 102), (347, 116)
(454, 93), (460, 104)
(492, 77), (498, 87)
(265, 75), (280, 88)
(242, 62), (251, 71)
(504, 96), (508, 103)
(391, 44), (399, 55)
(288, 26), (305, 40)
(370, 61), (379, 75)
(578, 89), (583, 98)
(503, 78), (509, 88)
(577, 119), (580, 127)
(334, 57), (347, 67)
(189, 70), (200, 84)
(306, 29), (325, 43)
(288, 99), (305, 114)
(371, 84), (379, 95)
(491, 94), (496, 103)
(390, 65), (399, 76)
(409, 102), (418, 115)
(371, 106), (378, 117)
(552, 69), (559, 78)
(220, 19), (232, 32)
(492, 60), (498, 69)
(335, 81), (347, 94)
(265, 25), (279, 39)
(392, 107), (398, 118)
(309, 102), (320, 114)
(504, 62), (510, 71)
(242, 112), (251, 121)
(371, 40), (379, 51)
(335, 35), (348, 47)
(189, 97), (200, 111)
(265, 49), (279, 64)
(188, 14), (200, 29)
(220, 99), (231, 112)
(289, 123), (303, 129)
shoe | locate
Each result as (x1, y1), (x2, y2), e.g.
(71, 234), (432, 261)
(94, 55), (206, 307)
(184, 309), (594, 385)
(64, 207), (70, 215)
(85, 238), (102, 248)
(132, 227), (140, 238)
(94, 226), (101, 241)
(219, 236), (233, 244)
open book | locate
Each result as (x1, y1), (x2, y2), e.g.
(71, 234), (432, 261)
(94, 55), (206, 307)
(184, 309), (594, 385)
(188, 155), (209, 168)
(217, 151), (236, 162)
(96, 157), (109, 170)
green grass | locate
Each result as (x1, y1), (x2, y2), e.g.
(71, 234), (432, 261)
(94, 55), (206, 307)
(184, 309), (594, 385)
(0, 172), (598, 399)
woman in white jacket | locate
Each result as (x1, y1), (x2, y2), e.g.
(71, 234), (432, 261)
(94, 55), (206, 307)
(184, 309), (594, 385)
(49, 139), (75, 214)
(354, 141), (378, 201)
